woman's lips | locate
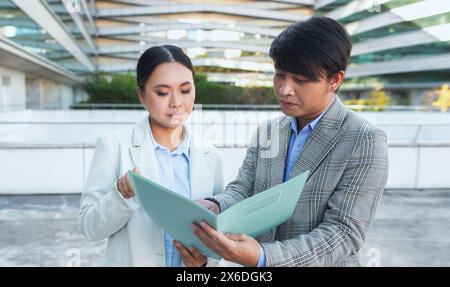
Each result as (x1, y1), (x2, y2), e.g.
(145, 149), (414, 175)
(168, 112), (185, 124)
(169, 112), (183, 118)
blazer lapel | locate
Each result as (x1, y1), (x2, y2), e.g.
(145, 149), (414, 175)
(265, 116), (291, 188)
(289, 96), (348, 180)
(127, 116), (165, 264)
(129, 117), (159, 183)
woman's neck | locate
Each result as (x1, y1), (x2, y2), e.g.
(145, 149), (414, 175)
(149, 118), (184, 151)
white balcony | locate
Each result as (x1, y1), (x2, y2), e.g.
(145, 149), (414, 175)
(1, 109), (450, 194)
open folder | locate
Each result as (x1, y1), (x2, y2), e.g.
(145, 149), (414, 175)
(129, 170), (309, 259)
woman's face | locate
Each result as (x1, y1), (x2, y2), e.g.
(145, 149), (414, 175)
(138, 62), (195, 129)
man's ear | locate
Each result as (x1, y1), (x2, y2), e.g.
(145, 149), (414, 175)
(330, 71), (345, 93)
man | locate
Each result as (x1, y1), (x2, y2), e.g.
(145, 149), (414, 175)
(176, 16), (389, 267)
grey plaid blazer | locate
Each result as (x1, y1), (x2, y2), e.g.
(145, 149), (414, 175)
(213, 96), (389, 267)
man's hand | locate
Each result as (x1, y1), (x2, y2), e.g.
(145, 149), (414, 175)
(195, 199), (220, 214)
(192, 221), (261, 267)
(174, 240), (207, 267)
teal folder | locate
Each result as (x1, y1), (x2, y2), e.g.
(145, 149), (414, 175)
(129, 170), (309, 259)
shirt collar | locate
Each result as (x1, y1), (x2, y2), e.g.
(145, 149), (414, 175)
(148, 124), (190, 158)
(290, 95), (336, 135)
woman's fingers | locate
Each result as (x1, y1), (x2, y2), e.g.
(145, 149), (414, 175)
(117, 177), (128, 198)
(117, 171), (140, 198)
(175, 241), (194, 267)
(133, 167), (141, 174)
(189, 246), (206, 264)
(118, 168), (140, 199)
(118, 174), (133, 198)
(175, 241), (207, 267)
(124, 173), (135, 197)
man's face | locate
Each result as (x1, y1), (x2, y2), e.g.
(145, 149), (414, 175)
(273, 68), (338, 119)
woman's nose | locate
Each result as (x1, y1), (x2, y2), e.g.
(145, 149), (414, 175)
(169, 94), (183, 108)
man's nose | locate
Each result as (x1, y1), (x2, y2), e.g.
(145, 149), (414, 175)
(278, 80), (295, 97)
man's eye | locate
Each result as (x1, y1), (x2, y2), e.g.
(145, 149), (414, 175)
(275, 73), (285, 77)
(295, 78), (307, 84)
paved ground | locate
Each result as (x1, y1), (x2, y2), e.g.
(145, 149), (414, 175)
(0, 189), (449, 267)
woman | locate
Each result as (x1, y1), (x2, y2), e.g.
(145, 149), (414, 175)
(79, 45), (223, 267)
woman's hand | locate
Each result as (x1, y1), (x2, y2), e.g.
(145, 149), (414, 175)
(117, 167), (140, 198)
(174, 240), (207, 267)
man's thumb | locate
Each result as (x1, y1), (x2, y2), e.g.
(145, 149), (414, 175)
(133, 167), (141, 174)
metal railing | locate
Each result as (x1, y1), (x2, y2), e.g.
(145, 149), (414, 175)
(1, 103), (447, 112)
(68, 103), (447, 112)
(70, 103), (282, 111)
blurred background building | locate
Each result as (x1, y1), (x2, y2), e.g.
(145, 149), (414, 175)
(0, 0), (450, 266)
(1, 0), (450, 111)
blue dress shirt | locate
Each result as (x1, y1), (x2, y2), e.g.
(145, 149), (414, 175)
(149, 126), (190, 267)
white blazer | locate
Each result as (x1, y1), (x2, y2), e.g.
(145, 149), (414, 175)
(79, 116), (224, 266)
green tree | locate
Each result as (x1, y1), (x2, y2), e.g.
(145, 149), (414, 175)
(84, 71), (138, 103)
(82, 72), (276, 106)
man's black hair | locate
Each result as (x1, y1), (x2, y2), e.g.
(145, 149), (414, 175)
(269, 16), (352, 82)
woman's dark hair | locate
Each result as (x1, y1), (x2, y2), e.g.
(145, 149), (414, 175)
(269, 16), (352, 82)
(136, 45), (195, 90)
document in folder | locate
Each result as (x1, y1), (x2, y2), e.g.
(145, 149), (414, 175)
(129, 170), (310, 259)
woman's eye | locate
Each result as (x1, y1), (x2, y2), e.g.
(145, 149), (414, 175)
(181, 90), (191, 94)
(157, 92), (168, 96)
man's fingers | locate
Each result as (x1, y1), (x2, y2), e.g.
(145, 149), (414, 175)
(225, 233), (245, 242)
(200, 221), (228, 243)
(193, 223), (228, 256)
(192, 224), (219, 252)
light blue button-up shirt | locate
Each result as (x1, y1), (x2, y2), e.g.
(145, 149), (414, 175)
(149, 126), (190, 267)
(257, 100), (333, 267)
(283, 113), (325, 182)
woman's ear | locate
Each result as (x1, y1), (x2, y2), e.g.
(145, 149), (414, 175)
(136, 87), (150, 112)
(136, 87), (145, 105)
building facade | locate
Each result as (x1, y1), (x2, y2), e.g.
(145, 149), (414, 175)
(1, 0), (449, 111)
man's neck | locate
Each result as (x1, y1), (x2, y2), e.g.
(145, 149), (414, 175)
(296, 95), (334, 130)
